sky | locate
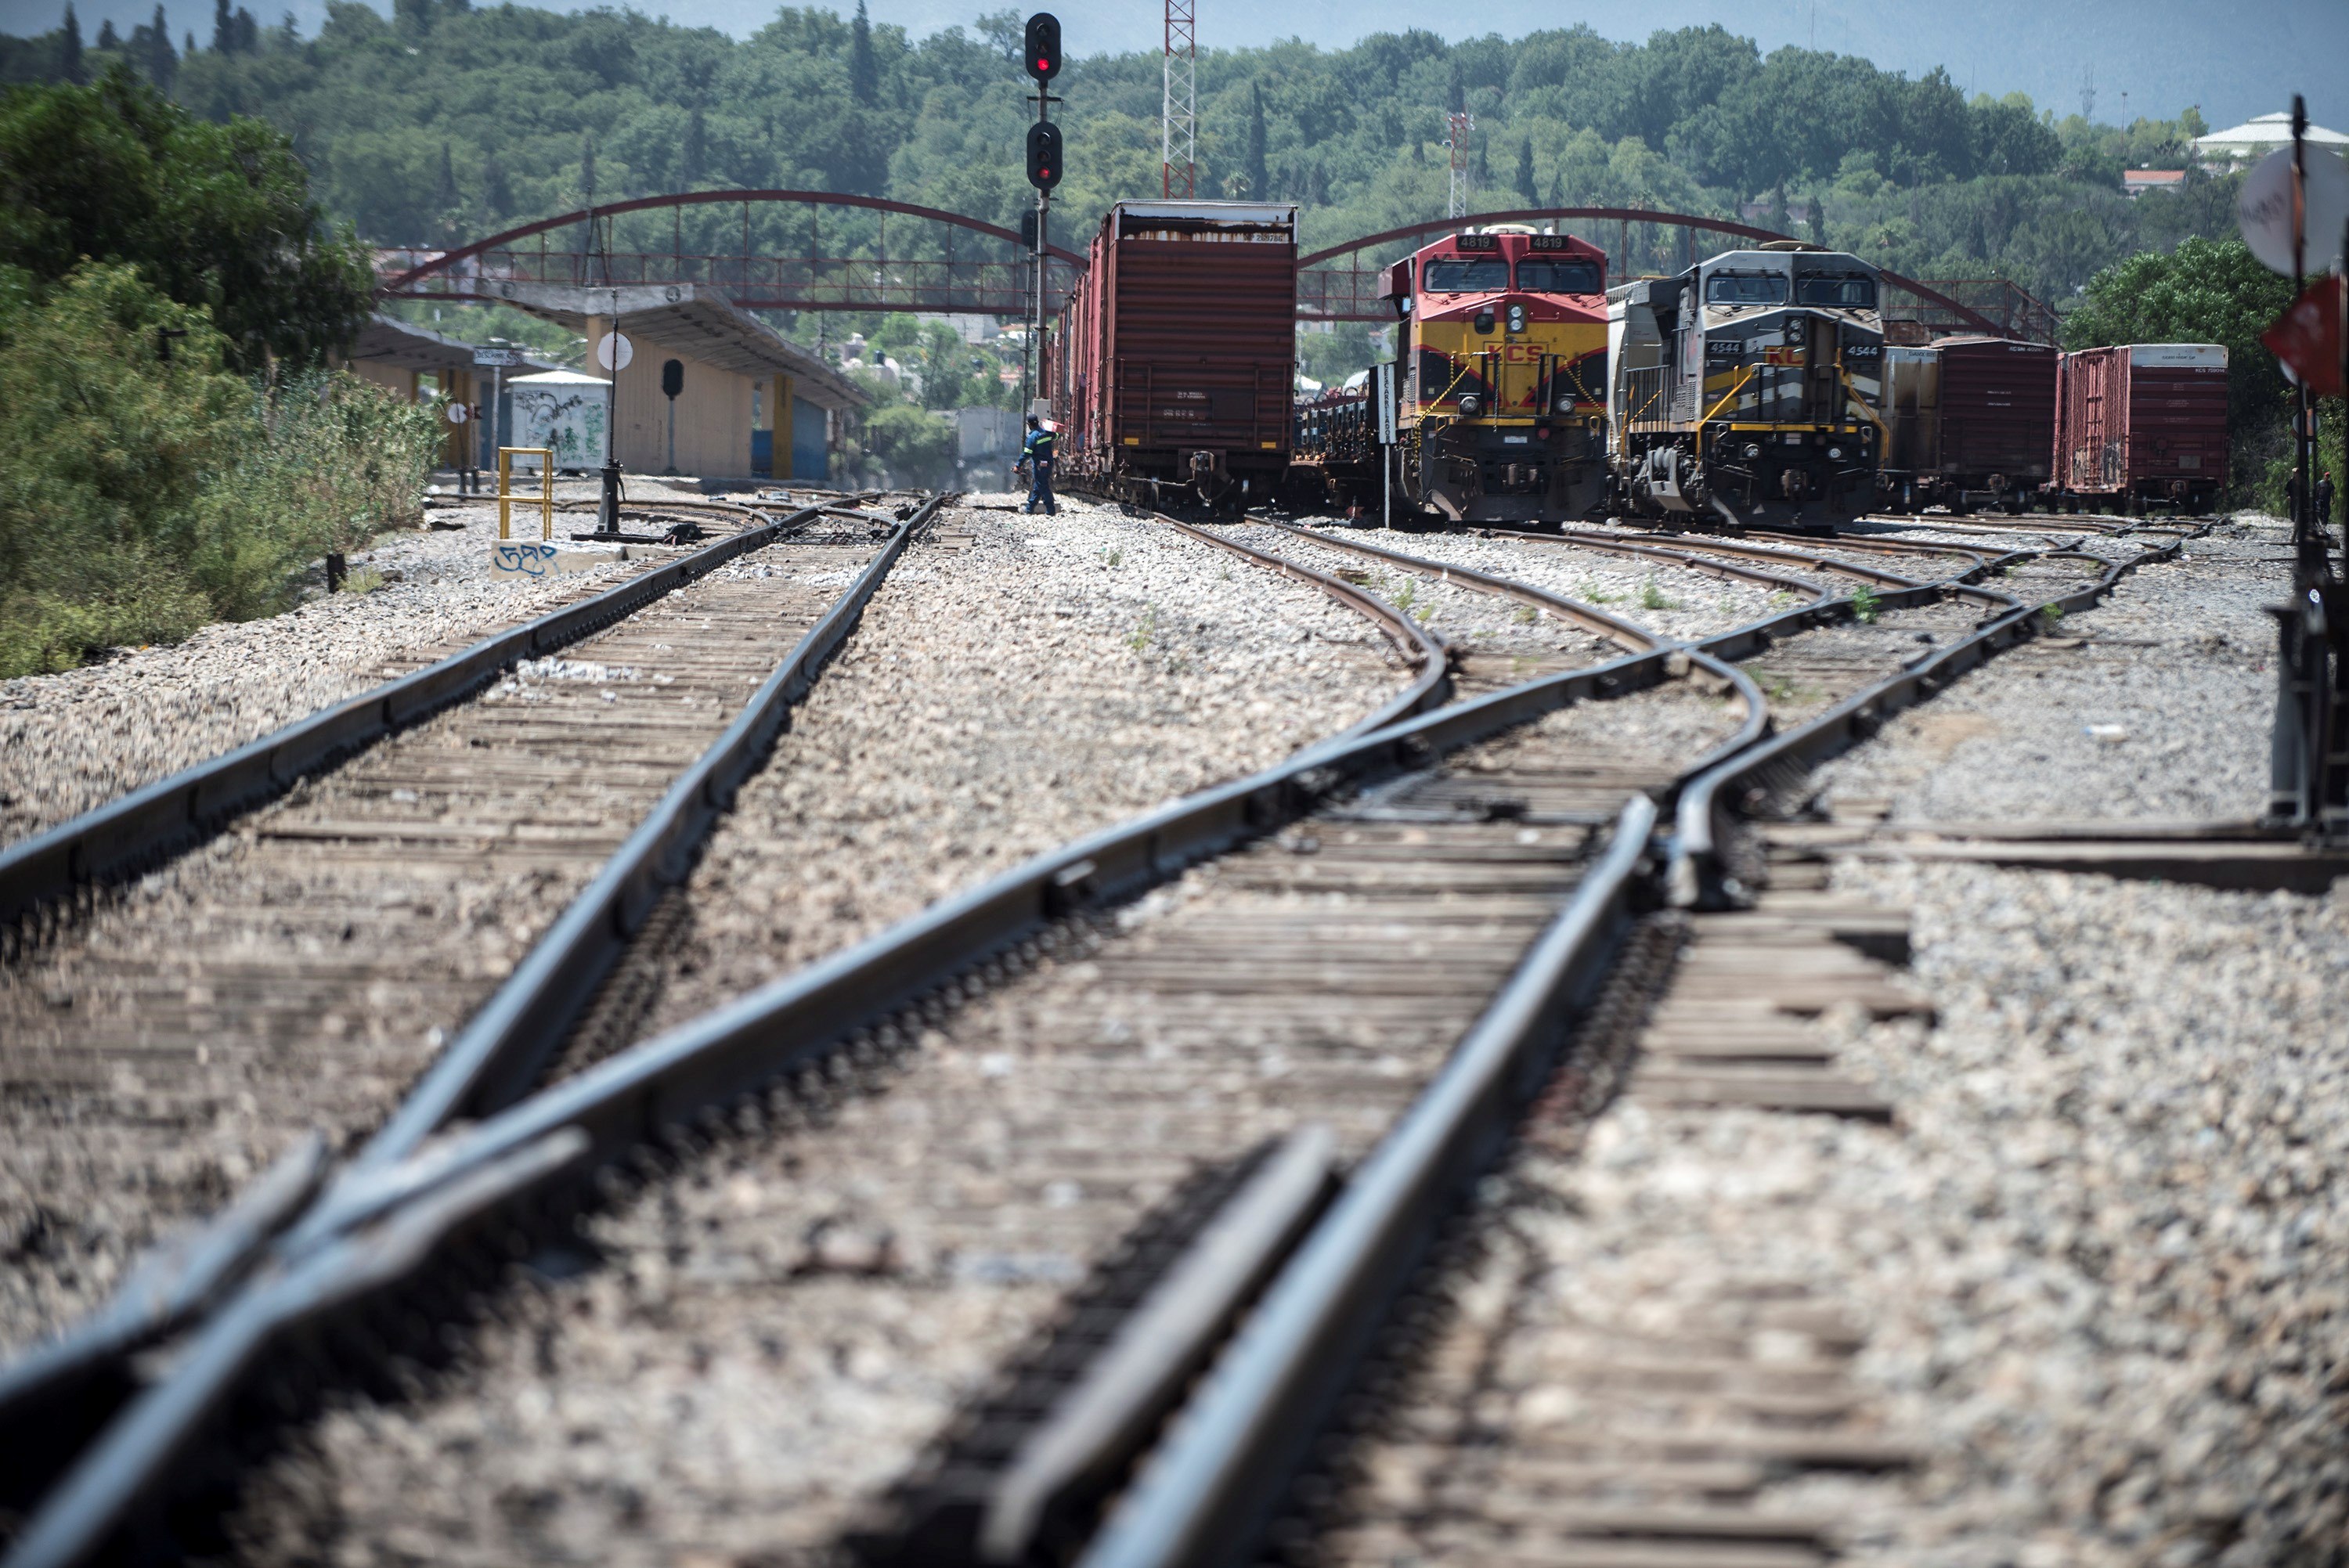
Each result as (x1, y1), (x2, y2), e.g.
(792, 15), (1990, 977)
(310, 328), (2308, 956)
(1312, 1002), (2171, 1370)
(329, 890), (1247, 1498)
(9, 0), (2345, 133)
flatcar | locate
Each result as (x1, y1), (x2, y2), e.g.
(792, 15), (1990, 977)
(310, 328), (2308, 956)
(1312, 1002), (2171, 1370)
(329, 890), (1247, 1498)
(2050, 343), (2228, 514)
(1293, 226), (1610, 522)
(1048, 200), (1298, 507)
(1878, 337), (2059, 514)
(1607, 244), (1886, 533)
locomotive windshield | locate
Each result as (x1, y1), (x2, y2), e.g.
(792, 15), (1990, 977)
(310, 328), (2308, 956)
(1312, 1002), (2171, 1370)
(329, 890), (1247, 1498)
(1423, 258), (1511, 293)
(1705, 272), (1790, 305)
(1795, 274), (1878, 308)
(1515, 258), (1603, 294)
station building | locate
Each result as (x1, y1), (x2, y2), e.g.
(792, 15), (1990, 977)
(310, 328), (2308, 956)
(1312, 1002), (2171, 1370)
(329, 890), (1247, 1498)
(341, 312), (560, 470)
(477, 282), (867, 485)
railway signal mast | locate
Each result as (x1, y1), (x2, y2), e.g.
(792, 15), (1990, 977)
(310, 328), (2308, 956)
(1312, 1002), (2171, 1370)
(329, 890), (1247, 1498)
(1023, 13), (1062, 416)
(1162, 0), (1196, 198)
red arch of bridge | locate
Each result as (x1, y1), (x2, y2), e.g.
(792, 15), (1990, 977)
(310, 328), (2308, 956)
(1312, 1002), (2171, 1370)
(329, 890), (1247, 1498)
(1301, 207), (2006, 337)
(381, 188), (1086, 294)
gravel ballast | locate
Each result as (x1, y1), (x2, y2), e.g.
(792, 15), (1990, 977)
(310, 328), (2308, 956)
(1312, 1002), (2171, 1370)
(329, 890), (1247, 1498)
(1315, 520), (2347, 1565)
(1812, 515), (2282, 824)
(624, 492), (1416, 1038)
(0, 503), (658, 848)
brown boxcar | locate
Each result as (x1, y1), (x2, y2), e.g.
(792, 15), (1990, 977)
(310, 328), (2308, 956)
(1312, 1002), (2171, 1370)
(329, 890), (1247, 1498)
(1050, 200), (1297, 506)
(1874, 337), (2056, 514)
(2052, 343), (2229, 513)
(1938, 335), (2056, 510)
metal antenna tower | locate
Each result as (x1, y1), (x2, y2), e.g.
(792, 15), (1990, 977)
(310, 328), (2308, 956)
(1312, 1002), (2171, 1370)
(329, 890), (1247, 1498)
(1445, 110), (1474, 218)
(1163, 0), (1196, 198)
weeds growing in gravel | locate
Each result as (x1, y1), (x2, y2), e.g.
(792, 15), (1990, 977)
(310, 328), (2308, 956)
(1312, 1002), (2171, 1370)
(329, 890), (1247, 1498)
(1514, 604), (1539, 625)
(340, 567), (386, 595)
(0, 264), (438, 676)
(1575, 579), (1622, 604)
(1390, 579), (1417, 614)
(1638, 577), (1680, 611)
(1102, 547), (1124, 568)
(1128, 602), (1157, 651)
(1851, 585), (1882, 623)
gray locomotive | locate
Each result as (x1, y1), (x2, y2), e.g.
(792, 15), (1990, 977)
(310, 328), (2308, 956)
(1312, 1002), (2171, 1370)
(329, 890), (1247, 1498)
(1607, 243), (1885, 533)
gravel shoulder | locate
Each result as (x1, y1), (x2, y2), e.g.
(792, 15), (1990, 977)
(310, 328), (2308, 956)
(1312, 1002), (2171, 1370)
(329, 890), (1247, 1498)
(0, 503), (664, 848)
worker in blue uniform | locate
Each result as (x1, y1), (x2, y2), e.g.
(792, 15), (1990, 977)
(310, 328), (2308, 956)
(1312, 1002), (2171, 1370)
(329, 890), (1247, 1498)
(1020, 415), (1058, 516)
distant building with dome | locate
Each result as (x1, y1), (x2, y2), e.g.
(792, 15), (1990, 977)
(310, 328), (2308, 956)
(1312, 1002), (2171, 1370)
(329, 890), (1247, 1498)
(2193, 112), (2349, 168)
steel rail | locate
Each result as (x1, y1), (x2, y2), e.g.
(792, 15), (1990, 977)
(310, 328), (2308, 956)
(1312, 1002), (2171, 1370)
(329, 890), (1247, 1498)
(1142, 510), (1454, 739)
(0, 614), (1723, 1568)
(1250, 524), (1774, 766)
(1669, 524), (2203, 906)
(1075, 797), (1660, 1568)
(0, 504), (817, 935)
(1055, 525), (2188, 1568)
(0, 498), (940, 1517)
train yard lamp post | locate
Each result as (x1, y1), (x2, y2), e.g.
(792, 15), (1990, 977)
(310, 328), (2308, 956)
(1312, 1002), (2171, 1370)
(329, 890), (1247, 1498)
(1023, 14), (1063, 420)
(596, 287), (630, 535)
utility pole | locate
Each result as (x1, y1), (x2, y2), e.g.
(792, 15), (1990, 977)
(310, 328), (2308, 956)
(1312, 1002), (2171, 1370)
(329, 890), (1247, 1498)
(1162, 0), (1195, 199)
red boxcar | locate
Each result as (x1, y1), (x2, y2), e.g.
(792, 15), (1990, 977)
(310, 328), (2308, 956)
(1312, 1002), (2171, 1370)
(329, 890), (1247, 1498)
(1050, 200), (1297, 505)
(1937, 335), (2056, 510)
(2053, 343), (2229, 513)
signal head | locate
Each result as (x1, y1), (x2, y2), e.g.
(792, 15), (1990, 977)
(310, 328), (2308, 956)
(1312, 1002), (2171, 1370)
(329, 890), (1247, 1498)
(1026, 121), (1063, 189)
(1023, 13), (1060, 81)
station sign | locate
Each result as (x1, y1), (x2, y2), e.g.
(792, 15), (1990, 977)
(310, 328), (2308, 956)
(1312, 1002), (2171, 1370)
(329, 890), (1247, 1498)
(472, 347), (525, 366)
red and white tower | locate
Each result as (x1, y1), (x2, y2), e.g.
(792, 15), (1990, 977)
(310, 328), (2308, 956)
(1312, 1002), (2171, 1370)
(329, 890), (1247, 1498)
(1163, 0), (1196, 198)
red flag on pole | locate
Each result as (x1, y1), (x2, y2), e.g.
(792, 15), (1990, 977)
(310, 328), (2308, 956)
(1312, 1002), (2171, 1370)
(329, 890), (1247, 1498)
(2263, 276), (2345, 397)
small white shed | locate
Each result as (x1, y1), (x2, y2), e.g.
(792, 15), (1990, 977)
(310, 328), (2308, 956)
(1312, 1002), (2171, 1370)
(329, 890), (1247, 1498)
(506, 369), (612, 473)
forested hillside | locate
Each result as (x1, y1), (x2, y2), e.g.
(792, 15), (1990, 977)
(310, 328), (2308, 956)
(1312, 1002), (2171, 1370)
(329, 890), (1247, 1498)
(3, 0), (2242, 308)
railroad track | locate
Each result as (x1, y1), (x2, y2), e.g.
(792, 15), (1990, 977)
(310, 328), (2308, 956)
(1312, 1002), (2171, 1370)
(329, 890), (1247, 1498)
(0, 497), (936, 1530)
(0, 493), (1445, 1565)
(0, 510), (2199, 1566)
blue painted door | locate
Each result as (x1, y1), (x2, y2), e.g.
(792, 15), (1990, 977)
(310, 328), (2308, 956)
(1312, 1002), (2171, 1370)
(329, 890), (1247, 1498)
(750, 429), (773, 476)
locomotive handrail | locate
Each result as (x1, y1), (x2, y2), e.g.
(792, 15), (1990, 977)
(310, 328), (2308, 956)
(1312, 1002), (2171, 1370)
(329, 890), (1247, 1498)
(1699, 366), (1758, 428)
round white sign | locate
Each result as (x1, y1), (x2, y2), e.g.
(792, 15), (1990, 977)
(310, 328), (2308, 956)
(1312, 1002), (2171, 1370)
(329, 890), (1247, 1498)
(596, 331), (635, 371)
(444, 401), (470, 424)
(2237, 146), (2349, 276)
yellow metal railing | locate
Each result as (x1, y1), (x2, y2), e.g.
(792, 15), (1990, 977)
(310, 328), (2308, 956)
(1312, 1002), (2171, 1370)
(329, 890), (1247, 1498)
(497, 447), (555, 541)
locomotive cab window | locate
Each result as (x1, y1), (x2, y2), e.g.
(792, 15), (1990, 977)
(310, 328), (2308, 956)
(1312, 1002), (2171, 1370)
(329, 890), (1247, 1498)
(1704, 272), (1790, 305)
(1514, 258), (1603, 294)
(1423, 258), (1511, 294)
(1795, 274), (1877, 308)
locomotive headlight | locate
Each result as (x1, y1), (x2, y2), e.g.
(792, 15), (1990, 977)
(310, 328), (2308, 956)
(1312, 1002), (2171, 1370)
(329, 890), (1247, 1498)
(1743, 443), (1762, 460)
(1828, 446), (1844, 460)
(1459, 394), (1482, 416)
(1506, 303), (1527, 333)
(1554, 396), (1573, 412)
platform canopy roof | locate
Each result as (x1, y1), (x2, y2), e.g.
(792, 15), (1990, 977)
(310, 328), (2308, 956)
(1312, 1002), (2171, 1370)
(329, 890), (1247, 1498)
(479, 282), (867, 409)
(345, 312), (561, 374)
(2193, 112), (2349, 160)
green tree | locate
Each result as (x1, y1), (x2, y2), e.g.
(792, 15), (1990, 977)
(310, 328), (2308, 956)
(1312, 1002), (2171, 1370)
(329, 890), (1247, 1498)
(59, 2), (82, 82)
(0, 262), (439, 674)
(0, 68), (373, 367)
(1514, 137), (1535, 203)
(848, 0), (875, 106)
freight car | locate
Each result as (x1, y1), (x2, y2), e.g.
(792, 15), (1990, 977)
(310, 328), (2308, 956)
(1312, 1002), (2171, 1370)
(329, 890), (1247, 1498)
(1876, 336), (2058, 514)
(1048, 200), (1297, 506)
(1607, 244), (1886, 533)
(1292, 226), (1611, 522)
(2050, 343), (2229, 514)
